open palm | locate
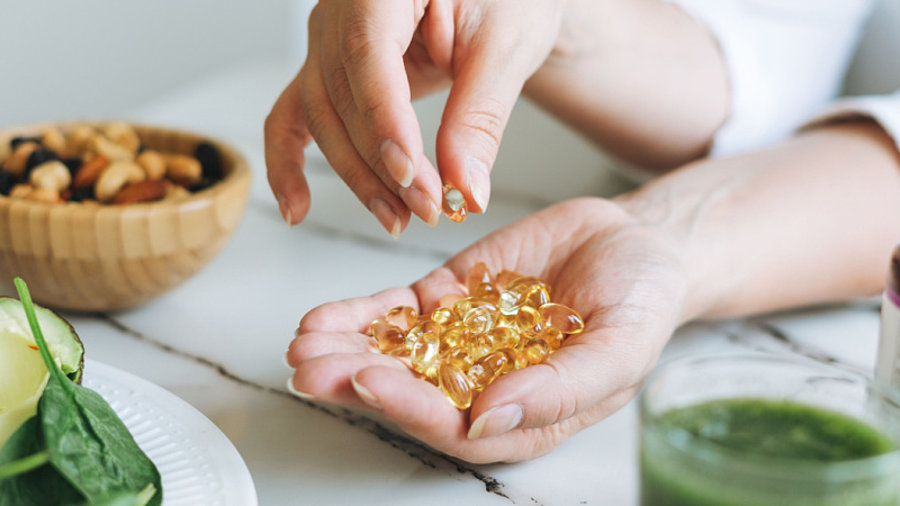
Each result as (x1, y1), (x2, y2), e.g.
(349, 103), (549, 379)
(287, 197), (688, 463)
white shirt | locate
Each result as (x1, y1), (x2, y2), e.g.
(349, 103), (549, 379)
(668, 0), (900, 156)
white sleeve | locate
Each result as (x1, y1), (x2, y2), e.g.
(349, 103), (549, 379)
(802, 89), (900, 154)
(665, 0), (875, 157)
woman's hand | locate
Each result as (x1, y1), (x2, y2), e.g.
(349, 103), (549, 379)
(265, 0), (567, 234)
(285, 198), (688, 463)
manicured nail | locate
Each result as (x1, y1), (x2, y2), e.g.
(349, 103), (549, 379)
(467, 403), (523, 440)
(276, 193), (293, 227)
(368, 197), (401, 238)
(285, 377), (315, 400)
(398, 185), (439, 227)
(466, 157), (490, 213)
(351, 375), (382, 410)
(380, 139), (414, 188)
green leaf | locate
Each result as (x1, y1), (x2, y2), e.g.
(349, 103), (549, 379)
(14, 278), (163, 506)
(0, 417), (84, 505)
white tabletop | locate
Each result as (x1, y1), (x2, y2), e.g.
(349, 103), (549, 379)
(10, 61), (884, 506)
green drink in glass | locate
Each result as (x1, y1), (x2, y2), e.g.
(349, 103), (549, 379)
(639, 353), (900, 505)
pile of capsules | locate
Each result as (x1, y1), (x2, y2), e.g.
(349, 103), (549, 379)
(367, 262), (584, 409)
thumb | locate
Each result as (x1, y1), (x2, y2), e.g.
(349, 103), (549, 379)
(466, 330), (658, 440)
(436, 42), (527, 214)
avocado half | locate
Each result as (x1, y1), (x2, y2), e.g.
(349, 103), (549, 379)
(0, 297), (85, 448)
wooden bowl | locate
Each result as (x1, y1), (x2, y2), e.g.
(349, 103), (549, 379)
(0, 123), (251, 311)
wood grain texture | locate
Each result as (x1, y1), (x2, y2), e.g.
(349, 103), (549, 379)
(0, 123), (251, 311)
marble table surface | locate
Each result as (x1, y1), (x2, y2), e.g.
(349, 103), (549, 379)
(4, 61), (886, 505)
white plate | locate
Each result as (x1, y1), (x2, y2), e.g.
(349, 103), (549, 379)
(82, 360), (258, 506)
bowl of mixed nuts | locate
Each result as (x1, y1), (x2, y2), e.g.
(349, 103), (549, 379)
(0, 121), (251, 311)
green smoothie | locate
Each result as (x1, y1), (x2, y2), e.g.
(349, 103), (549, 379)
(640, 398), (900, 506)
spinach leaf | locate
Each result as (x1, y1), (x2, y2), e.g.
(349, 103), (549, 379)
(13, 278), (162, 506)
(0, 417), (83, 505)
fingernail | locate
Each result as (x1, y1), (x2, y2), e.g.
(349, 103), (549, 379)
(286, 377), (315, 400)
(351, 375), (382, 410)
(466, 157), (490, 213)
(276, 193), (293, 228)
(467, 403), (523, 440)
(398, 185), (440, 227)
(380, 139), (414, 188)
(368, 197), (401, 238)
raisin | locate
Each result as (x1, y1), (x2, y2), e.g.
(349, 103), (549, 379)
(0, 171), (17, 195)
(69, 186), (95, 202)
(195, 142), (223, 181)
(62, 158), (83, 176)
(25, 148), (59, 176)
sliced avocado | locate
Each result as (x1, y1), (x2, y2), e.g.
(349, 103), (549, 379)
(0, 297), (84, 448)
(0, 297), (84, 382)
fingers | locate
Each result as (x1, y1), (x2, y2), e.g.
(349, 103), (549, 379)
(317, 1), (442, 227)
(297, 287), (422, 335)
(264, 74), (314, 226)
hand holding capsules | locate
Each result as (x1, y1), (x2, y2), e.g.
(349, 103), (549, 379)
(264, 0), (567, 235)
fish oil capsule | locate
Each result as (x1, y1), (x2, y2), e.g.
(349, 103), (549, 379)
(411, 331), (441, 374)
(487, 326), (519, 349)
(472, 282), (500, 304)
(537, 327), (564, 350)
(539, 303), (585, 334)
(498, 287), (527, 316)
(369, 319), (407, 354)
(495, 269), (522, 290)
(494, 348), (519, 373)
(508, 276), (550, 296)
(513, 350), (529, 370)
(453, 297), (498, 320)
(384, 305), (418, 331)
(423, 364), (440, 385)
(472, 351), (508, 386)
(510, 306), (541, 336)
(467, 364), (492, 390)
(466, 262), (493, 294)
(442, 185), (468, 222)
(523, 338), (550, 365)
(438, 363), (474, 409)
(430, 307), (454, 326)
(439, 322), (468, 353)
(407, 320), (441, 349)
(523, 285), (550, 309)
(444, 345), (474, 371)
(467, 333), (493, 360)
(463, 306), (494, 334)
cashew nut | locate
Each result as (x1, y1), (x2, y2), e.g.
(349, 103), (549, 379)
(95, 161), (145, 202)
(102, 122), (141, 153)
(89, 134), (134, 162)
(136, 150), (166, 180)
(30, 161), (71, 192)
(2, 142), (39, 177)
(164, 154), (202, 186)
(41, 127), (66, 155)
(65, 125), (96, 158)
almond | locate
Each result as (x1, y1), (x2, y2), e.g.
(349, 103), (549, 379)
(111, 179), (168, 205)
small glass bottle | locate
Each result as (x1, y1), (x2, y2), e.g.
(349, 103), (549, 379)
(876, 244), (900, 387)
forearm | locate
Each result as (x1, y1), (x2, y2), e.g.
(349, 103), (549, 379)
(618, 120), (900, 322)
(524, 0), (728, 171)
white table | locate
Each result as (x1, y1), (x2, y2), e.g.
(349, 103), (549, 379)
(10, 62), (884, 505)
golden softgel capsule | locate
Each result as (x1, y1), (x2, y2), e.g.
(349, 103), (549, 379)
(367, 262), (584, 409)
